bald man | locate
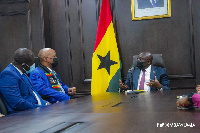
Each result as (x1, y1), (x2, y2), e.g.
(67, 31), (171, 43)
(0, 48), (47, 114)
(30, 48), (76, 104)
(120, 52), (170, 92)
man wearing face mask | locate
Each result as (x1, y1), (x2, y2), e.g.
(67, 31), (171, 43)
(30, 48), (76, 104)
(119, 52), (170, 92)
(0, 48), (48, 114)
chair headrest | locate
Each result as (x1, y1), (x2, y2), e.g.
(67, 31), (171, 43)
(133, 54), (164, 68)
(34, 57), (40, 67)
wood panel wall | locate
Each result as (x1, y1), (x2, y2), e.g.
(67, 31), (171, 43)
(1, 0), (200, 92)
(0, 0), (45, 71)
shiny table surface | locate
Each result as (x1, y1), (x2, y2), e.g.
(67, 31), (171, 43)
(0, 89), (200, 133)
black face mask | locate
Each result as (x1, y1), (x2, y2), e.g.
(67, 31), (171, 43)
(52, 58), (58, 68)
(137, 60), (145, 70)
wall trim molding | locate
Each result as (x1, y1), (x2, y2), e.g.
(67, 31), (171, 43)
(0, 0), (30, 4)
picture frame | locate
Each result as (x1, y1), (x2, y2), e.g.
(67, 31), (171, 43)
(131, 0), (171, 20)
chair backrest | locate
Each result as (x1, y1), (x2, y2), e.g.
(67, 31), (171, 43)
(34, 57), (40, 67)
(0, 94), (8, 115)
(133, 54), (164, 68)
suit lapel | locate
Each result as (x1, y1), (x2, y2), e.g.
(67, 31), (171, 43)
(150, 66), (157, 90)
(9, 64), (26, 83)
(9, 64), (37, 100)
(150, 66), (156, 80)
(133, 68), (140, 90)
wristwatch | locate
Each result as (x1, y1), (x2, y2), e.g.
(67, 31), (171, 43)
(187, 92), (195, 104)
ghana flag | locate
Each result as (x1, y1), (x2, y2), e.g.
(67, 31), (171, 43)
(91, 0), (121, 95)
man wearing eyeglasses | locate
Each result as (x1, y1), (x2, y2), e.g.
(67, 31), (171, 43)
(30, 48), (76, 104)
(119, 52), (170, 92)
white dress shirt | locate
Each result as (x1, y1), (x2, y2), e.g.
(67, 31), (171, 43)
(137, 65), (151, 91)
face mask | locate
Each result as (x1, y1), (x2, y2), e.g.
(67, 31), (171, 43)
(25, 63), (35, 74)
(51, 58), (58, 68)
(137, 60), (145, 70)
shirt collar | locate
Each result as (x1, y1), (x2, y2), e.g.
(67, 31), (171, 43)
(47, 67), (53, 72)
(11, 63), (23, 75)
(145, 65), (151, 73)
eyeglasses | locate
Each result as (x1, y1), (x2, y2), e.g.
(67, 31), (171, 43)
(46, 57), (57, 59)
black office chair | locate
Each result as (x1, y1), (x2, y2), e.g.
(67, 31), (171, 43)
(34, 57), (40, 67)
(133, 54), (164, 68)
(0, 94), (8, 116)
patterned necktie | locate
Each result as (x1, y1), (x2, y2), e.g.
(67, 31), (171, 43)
(51, 70), (65, 93)
(139, 70), (145, 90)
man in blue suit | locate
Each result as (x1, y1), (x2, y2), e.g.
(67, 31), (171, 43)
(119, 52), (170, 91)
(30, 48), (76, 104)
(0, 48), (47, 114)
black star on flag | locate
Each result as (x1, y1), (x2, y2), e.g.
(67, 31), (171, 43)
(97, 51), (117, 75)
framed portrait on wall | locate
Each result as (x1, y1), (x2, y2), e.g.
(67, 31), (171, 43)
(131, 0), (171, 20)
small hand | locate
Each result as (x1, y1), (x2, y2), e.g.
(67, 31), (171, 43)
(45, 102), (51, 106)
(119, 79), (128, 91)
(146, 76), (162, 89)
(68, 87), (76, 95)
(0, 114), (5, 117)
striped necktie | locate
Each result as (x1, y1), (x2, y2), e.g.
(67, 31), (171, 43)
(51, 71), (65, 93)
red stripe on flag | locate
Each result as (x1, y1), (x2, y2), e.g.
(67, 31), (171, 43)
(93, 0), (112, 53)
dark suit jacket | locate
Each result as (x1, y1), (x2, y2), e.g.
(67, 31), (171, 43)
(0, 64), (43, 113)
(125, 65), (170, 91)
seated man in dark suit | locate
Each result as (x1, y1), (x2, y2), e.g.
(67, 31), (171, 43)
(119, 52), (170, 92)
(30, 48), (76, 104)
(0, 48), (48, 114)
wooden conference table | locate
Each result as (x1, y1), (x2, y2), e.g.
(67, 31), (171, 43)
(0, 89), (200, 133)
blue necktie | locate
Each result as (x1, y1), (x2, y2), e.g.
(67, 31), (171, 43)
(21, 74), (45, 106)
